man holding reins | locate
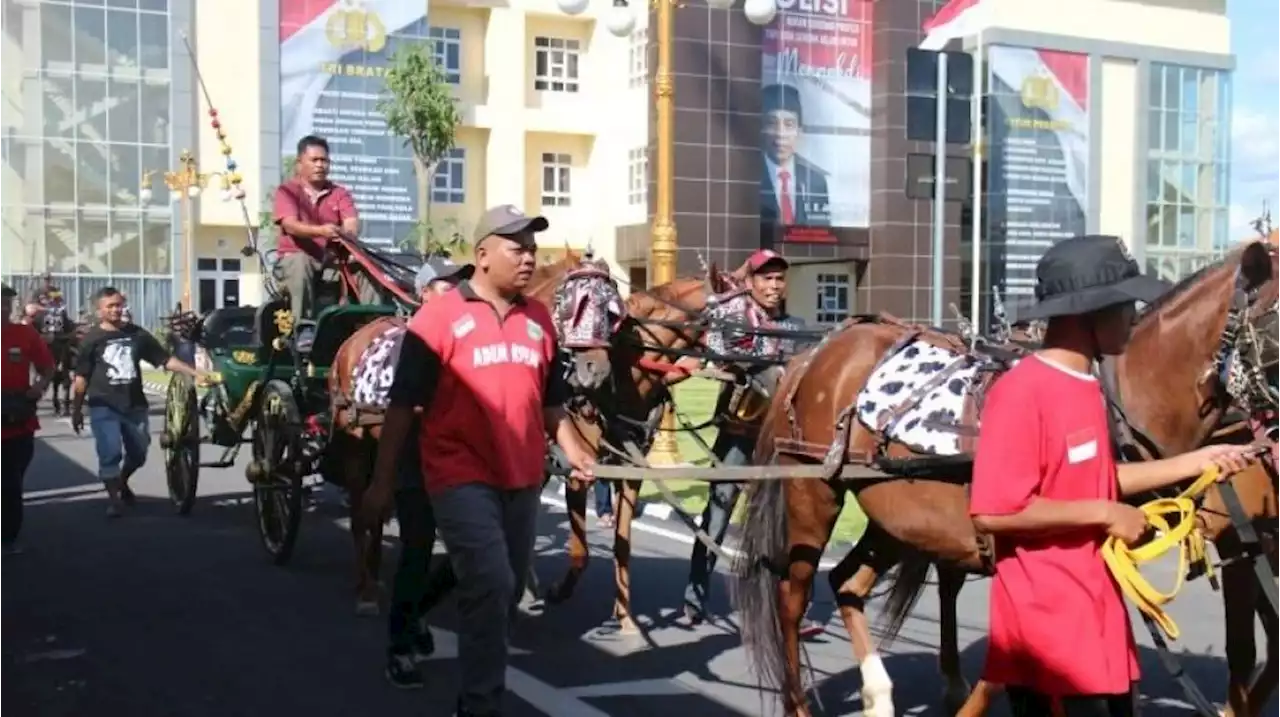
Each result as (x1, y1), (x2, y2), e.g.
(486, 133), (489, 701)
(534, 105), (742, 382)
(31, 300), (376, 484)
(272, 135), (380, 324)
(679, 249), (822, 636)
(968, 235), (1259, 716)
(368, 205), (596, 716)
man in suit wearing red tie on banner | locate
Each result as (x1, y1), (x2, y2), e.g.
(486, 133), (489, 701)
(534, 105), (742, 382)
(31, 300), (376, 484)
(760, 83), (832, 228)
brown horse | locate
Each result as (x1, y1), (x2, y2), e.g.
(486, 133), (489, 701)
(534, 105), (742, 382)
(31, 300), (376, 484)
(324, 254), (585, 614)
(542, 265), (754, 632)
(733, 240), (1278, 717)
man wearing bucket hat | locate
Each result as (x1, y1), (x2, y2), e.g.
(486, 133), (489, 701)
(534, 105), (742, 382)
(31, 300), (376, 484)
(368, 205), (596, 715)
(968, 235), (1258, 716)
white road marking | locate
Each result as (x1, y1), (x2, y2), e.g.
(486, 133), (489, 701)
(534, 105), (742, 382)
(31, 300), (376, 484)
(538, 493), (842, 570)
(21, 648), (87, 664)
(563, 678), (695, 698)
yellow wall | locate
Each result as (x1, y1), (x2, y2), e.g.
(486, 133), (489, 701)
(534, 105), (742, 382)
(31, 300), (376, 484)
(195, 0), (264, 227)
(784, 264), (859, 324)
(435, 6), (489, 108)
(1099, 58), (1138, 243)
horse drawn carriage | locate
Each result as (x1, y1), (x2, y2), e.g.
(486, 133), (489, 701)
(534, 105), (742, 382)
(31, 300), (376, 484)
(158, 235), (416, 563)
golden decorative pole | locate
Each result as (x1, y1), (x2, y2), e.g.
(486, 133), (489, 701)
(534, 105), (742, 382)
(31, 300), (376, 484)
(644, 0), (684, 466)
(140, 147), (245, 313)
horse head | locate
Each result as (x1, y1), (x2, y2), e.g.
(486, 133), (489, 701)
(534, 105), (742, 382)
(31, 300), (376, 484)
(550, 256), (626, 391)
(1121, 239), (1278, 454)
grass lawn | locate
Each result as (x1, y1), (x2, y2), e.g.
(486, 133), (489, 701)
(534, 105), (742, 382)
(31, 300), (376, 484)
(634, 378), (868, 545)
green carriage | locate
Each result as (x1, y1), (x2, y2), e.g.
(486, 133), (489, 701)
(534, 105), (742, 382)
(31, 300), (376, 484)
(160, 299), (397, 563)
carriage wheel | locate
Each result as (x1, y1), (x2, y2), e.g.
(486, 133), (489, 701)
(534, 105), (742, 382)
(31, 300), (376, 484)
(251, 380), (304, 565)
(163, 373), (201, 515)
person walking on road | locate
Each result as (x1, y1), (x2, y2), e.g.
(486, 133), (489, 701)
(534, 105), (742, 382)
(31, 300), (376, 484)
(369, 256), (471, 688)
(967, 235), (1258, 717)
(366, 205), (597, 716)
(272, 135), (379, 323)
(71, 287), (203, 517)
(2, 284), (55, 555)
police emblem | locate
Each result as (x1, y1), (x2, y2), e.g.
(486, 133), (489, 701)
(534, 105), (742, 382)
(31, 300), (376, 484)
(526, 318), (545, 341)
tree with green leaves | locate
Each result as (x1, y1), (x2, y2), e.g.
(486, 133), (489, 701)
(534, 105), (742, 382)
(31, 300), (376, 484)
(378, 42), (464, 257)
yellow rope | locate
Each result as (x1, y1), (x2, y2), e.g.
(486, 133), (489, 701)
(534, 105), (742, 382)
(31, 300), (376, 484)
(1101, 467), (1220, 640)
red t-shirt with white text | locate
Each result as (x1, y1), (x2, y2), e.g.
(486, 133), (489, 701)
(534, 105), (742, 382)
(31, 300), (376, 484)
(403, 286), (558, 494)
(969, 355), (1139, 696)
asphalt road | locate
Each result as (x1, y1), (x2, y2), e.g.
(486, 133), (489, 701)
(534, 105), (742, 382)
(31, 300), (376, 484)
(3, 404), (1274, 717)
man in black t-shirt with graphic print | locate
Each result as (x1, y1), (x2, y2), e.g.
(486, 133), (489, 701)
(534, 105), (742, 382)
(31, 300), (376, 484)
(71, 287), (203, 517)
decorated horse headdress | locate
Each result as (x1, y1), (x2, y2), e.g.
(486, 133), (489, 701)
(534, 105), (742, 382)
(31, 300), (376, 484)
(551, 249), (626, 349)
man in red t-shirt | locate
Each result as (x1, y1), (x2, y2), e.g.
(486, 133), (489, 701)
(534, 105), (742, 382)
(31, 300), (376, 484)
(368, 205), (595, 716)
(2, 284), (55, 554)
(272, 135), (380, 322)
(970, 235), (1257, 716)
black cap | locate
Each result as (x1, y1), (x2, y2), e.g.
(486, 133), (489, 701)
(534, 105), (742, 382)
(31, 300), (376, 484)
(1018, 235), (1169, 321)
(1, 284), (15, 299)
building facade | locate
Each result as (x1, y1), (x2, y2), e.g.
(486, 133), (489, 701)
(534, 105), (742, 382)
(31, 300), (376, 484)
(0, 0), (1235, 329)
(2, 0), (196, 328)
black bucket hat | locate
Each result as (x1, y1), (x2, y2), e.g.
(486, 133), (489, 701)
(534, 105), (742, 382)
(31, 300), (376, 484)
(1018, 234), (1169, 321)
(1, 284), (15, 299)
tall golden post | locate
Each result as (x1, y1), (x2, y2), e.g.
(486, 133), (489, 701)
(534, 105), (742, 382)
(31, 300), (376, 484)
(140, 149), (240, 312)
(644, 0), (684, 466)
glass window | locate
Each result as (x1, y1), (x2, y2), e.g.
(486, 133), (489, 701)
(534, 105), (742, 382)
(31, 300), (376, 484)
(107, 9), (138, 71)
(77, 209), (111, 273)
(42, 74), (75, 138)
(138, 13), (168, 70)
(540, 152), (572, 206)
(107, 77), (140, 143)
(815, 273), (850, 324)
(139, 0), (168, 12)
(108, 144), (141, 206)
(44, 209), (76, 272)
(77, 142), (110, 206)
(141, 146), (168, 186)
(43, 140), (77, 205)
(109, 210), (142, 274)
(430, 148), (465, 204)
(139, 80), (169, 144)
(1143, 65), (1231, 274)
(40, 4), (73, 70)
(74, 6), (107, 70)
(5, 0), (23, 47)
(142, 213), (171, 274)
(533, 37), (581, 93)
(76, 75), (109, 141)
(427, 26), (462, 84)
(107, 0), (138, 8)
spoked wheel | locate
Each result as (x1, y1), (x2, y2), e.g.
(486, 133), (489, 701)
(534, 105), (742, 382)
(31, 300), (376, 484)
(250, 380), (304, 565)
(162, 373), (201, 515)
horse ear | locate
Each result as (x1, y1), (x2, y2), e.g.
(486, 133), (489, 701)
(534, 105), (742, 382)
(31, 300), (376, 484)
(1240, 239), (1275, 289)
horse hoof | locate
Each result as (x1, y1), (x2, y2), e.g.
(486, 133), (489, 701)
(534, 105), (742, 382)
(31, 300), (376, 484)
(617, 616), (640, 635)
(354, 599), (380, 617)
(542, 583), (568, 605)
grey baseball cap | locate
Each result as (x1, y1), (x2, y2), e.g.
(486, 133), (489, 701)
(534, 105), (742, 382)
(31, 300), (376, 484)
(472, 204), (549, 246)
(414, 257), (473, 295)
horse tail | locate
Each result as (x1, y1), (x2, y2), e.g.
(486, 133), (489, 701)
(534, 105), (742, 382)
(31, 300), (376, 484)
(732, 476), (792, 696)
(878, 548), (932, 645)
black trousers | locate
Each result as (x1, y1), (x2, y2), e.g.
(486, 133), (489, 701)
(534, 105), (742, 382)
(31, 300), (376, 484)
(387, 484), (459, 654)
(2, 435), (35, 544)
(1007, 685), (1137, 717)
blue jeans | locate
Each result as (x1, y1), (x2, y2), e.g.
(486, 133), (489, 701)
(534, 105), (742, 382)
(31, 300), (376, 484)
(594, 480), (612, 516)
(88, 405), (150, 481)
(684, 431), (755, 612)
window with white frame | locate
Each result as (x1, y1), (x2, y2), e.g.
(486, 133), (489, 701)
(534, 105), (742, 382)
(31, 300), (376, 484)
(1143, 63), (1232, 282)
(533, 36), (580, 93)
(427, 26), (462, 84)
(627, 147), (647, 206)
(815, 273), (850, 325)
(541, 152), (572, 207)
(432, 148), (466, 204)
(628, 28), (647, 88)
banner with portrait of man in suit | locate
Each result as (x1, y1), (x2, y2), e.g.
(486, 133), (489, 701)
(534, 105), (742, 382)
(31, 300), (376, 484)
(760, 0), (872, 234)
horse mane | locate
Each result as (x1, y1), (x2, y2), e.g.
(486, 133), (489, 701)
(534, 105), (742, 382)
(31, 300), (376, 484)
(625, 274), (707, 320)
(1137, 258), (1223, 317)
